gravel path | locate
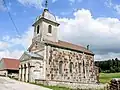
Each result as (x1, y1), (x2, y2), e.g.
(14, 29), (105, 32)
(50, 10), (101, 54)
(0, 76), (52, 90)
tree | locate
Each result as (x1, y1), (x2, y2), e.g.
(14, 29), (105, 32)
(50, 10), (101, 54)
(95, 58), (120, 73)
(110, 67), (115, 73)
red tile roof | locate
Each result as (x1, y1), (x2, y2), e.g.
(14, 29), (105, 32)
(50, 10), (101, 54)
(44, 40), (94, 55)
(2, 58), (20, 70)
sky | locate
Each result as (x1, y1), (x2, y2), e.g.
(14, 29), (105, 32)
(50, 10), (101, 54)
(0, 0), (120, 61)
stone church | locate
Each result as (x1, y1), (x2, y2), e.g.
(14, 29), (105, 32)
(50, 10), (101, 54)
(19, 5), (99, 86)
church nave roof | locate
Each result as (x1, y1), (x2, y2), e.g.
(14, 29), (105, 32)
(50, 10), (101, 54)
(44, 40), (94, 55)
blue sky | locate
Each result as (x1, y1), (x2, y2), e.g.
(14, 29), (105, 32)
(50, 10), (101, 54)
(1, 0), (120, 60)
(0, 0), (120, 36)
(1, 0), (120, 36)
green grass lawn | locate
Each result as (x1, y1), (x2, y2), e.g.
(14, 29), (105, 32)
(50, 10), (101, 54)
(100, 73), (120, 84)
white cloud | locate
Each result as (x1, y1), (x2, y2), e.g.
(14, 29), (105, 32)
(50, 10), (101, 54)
(69, 0), (75, 3)
(0, 49), (23, 59)
(10, 27), (33, 49)
(105, 0), (120, 15)
(0, 27), (33, 59)
(105, 0), (113, 7)
(69, 0), (82, 4)
(57, 9), (120, 60)
(0, 42), (9, 49)
(95, 52), (120, 61)
(0, 0), (6, 11)
(17, 0), (44, 9)
(3, 36), (10, 41)
(114, 5), (120, 15)
(52, 0), (57, 3)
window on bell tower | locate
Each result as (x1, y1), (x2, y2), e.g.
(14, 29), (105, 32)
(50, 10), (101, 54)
(48, 25), (52, 34)
(37, 25), (40, 34)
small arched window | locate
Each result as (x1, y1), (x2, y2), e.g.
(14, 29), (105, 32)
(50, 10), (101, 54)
(37, 25), (39, 34)
(83, 60), (85, 74)
(69, 62), (73, 73)
(59, 61), (63, 74)
(78, 63), (81, 73)
(48, 25), (52, 34)
(83, 60), (85, 78)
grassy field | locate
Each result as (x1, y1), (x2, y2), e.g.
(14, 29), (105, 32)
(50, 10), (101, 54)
(100, 73), (120, 84)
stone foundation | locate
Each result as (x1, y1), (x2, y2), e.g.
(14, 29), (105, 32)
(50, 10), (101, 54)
(35, 80), (109, 90)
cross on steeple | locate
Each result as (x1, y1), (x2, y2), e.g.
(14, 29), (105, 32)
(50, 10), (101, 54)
(45, 0), (48, 9)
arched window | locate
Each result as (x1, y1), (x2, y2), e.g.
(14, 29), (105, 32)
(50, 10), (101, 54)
(69, 62), (73, 73)
(59, 61), (63, 74)
(78, 63), (81, 73)
(37, 25), (39, 34)
(48, 25), (52, 34)
(83, 60), (85, 74)
(83, 60), (85, 78)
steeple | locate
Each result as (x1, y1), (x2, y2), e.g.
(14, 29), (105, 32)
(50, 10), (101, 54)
(32, 0), (60, 43)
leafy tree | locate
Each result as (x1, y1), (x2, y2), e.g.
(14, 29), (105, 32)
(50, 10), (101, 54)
(95, 58), (120, 73)
(110, 67), (115, 73)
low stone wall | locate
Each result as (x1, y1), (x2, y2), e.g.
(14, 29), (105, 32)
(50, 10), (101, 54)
(8, 73), (19, 79)
(36, 80), (109, 90)
(0, 70), (7, 77)
(109, 78), (120, 90)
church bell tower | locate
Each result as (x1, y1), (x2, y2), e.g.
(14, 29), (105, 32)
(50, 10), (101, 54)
(32, 0), (60, 43)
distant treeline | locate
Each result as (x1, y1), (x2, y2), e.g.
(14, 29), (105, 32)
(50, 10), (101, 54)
(95, 58), (120, 73)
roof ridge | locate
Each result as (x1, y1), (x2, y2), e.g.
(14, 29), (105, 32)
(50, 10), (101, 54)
(2, 58), (19, 60)
(58, 40), (87, 49)
(45, 40), (94, 55)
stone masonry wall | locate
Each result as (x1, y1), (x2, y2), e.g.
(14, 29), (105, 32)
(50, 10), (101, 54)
(45, 45), (97, 84)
